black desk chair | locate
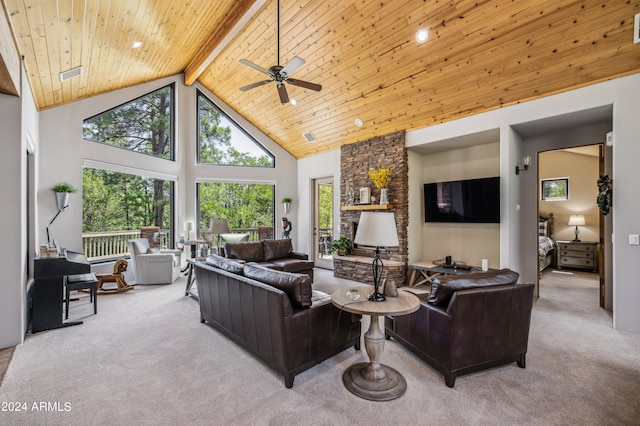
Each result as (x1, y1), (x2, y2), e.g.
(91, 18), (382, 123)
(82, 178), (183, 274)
(65, 273), (98, 319)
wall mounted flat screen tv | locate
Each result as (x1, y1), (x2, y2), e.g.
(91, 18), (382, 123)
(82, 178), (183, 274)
(424, 177), (500, 223)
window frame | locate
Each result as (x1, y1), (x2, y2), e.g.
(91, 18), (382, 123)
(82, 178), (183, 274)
(540, 177), (570, 201)
(196, 90), (275, 168)
(82, 83), (176, 161)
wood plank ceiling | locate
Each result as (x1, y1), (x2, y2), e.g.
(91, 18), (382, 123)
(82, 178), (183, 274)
(3, 0), (640, 159)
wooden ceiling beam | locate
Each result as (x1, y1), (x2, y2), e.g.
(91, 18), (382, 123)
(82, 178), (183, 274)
(184, 0), (266, 86)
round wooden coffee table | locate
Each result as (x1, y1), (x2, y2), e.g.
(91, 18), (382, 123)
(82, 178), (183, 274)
(332, 285), (420, 401)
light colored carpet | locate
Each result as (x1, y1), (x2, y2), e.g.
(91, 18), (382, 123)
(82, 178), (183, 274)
(1, 268), (639, 425)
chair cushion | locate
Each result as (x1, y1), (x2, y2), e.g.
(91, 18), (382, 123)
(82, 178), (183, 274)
(428, 269), (519, 307)
(146, 247), (161, 254)
(205, 254), (244, 275)
(263, 239), (292, 261)
(220, 233), (249, 244)
(225, 242), (264, 262)
(243, 263), (312, 308)
(269, 258), (314, 274)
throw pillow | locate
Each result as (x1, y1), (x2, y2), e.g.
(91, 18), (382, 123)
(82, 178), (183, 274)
(146, 247), (161, 254)
(225, 241), (264, 262)
(205, 254), (244, 275)
(263, 239), (292, 261)
(243, 263), (312, 308)
(428, 269), (519, 307)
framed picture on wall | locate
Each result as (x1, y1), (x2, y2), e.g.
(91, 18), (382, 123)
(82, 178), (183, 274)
(359, 187), (370, 204)
(541, 178), (569, 201)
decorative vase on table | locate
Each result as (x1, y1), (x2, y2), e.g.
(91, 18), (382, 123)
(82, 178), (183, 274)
(379, 188), (389, 205)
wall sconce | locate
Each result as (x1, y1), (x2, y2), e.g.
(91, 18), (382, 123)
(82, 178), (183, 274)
(515, 156), (531, 175)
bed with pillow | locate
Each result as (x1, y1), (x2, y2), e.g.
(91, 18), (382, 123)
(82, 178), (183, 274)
(538, 213), (555, 273)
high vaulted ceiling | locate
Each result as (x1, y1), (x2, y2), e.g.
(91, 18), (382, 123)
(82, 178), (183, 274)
(2, 0), (639, 159)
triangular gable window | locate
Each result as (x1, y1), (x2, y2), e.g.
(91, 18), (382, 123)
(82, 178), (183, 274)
(197, 91), (275, 167)
(83, 84), (175, 160)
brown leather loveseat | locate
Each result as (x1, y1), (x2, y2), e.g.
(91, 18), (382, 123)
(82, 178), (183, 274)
(195, 254), (361, 388)
(224, 239), (315, 281)
(385, 269), (534, 387)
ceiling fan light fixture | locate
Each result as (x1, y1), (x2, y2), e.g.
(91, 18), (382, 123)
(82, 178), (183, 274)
(416, 29), (429, 44)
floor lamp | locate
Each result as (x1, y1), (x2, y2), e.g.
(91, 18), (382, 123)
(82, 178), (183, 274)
(353, 212), (399, 302)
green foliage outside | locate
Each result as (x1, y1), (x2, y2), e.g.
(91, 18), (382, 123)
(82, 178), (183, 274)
(198, 182), (274, 232)
(197, 93), (274, 167)
(82, 168), (170, 232)
(542, 179), (568, 200)
(318, 183), (333, 232)
(83, 85), (174, 160)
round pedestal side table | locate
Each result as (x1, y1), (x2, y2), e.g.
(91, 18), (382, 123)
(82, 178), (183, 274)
(332, 285), (420, 401)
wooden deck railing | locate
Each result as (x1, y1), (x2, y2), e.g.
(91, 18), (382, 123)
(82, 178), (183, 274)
(83, 227), (271, 262)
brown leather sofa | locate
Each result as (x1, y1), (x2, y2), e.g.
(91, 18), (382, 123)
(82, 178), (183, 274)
(195, 255), (361, 388)
(384, 269), (534, 387)
(224, 239), (315, 281)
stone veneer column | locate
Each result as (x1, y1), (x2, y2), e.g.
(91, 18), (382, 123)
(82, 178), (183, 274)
(335, 130), (409, 285)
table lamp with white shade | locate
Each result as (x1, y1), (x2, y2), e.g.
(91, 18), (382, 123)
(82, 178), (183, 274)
(353, 212), (400, 302)
(210, 219), (230, 252)
(568, 214), (586, 242)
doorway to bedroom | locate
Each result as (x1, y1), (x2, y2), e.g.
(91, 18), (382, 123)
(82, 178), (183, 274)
(537, 144), (606, 310)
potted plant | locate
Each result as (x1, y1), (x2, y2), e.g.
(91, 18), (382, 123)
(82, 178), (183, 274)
(329, 236), (352, 256)
(282, 197), (293, 214)
(53, 182), (77, 211)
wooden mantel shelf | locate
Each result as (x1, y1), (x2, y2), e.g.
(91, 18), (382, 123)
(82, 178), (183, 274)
(341, 204), (394, 211)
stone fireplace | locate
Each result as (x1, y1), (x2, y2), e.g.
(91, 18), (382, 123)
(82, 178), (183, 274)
(333, 130), (409, 286)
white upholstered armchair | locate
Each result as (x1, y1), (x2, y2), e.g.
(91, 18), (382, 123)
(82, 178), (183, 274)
(127, 238), (182, 285)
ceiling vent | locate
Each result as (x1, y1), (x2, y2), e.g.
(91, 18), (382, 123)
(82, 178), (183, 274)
(59, 66), (83, 82)
(303, 132), (317, 143)
(634, 14), (640, 44)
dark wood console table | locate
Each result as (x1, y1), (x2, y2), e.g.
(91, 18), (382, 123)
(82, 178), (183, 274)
(407, 261), (490, 287)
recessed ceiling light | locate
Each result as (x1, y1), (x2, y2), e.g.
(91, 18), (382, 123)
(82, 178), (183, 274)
(354, 118), (364, 127)
(290, 98), (297, 106)
(415, 29), (429, 44)
(131, 41), (143, 49)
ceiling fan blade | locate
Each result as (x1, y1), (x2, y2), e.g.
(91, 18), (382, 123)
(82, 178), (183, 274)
(277, 83), (290, 104)
(239, 80), (273, 91)
(286, 78), (322, 92)
(239, 59), (272, 76)
(280, 56), (305, 77)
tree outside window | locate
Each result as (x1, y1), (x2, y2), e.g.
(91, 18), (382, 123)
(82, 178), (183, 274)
(541, 178), (569, 201)
(83, 84), (174, 160)
(198, 182), (274, 237)
(82, 168), (172, 233)
(197, 91), (274, 167)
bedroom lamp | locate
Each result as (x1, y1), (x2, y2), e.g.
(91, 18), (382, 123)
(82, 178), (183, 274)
(354, 212), (399, 302)
(568, 214), (586, 242)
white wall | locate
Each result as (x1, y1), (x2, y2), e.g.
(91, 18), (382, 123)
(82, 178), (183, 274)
(406, 72), (640, 334)
(417, 142), (501, 269)
(0, 67), (39, 348)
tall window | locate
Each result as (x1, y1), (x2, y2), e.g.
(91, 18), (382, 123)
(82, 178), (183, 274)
(197, 91), (274, 167)
(198, 182), (274, 237)
(83, 84), (175, 160)
(82, 167), (174, 260)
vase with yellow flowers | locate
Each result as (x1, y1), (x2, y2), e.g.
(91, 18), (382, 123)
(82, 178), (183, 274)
(368, 166), (392, 204)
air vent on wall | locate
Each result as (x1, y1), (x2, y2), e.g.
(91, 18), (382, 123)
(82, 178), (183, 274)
(303, 132), (317, 143)
(635, 14), (640, 44)
(59, 66), (83, 82)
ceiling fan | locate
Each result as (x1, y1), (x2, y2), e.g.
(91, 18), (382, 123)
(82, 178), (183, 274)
(239, 0), (322, 104)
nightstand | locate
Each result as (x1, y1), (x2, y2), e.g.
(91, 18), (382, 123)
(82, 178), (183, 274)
(556, 241), (598, 273)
